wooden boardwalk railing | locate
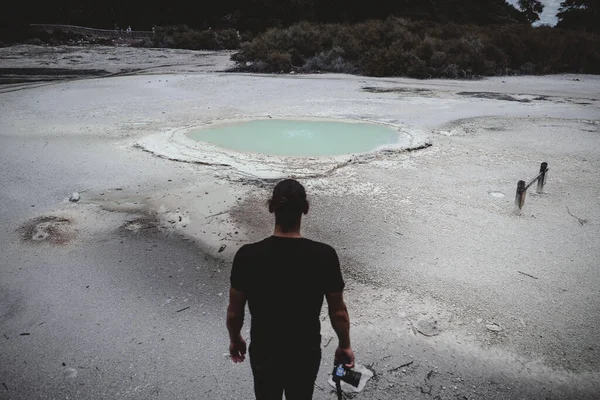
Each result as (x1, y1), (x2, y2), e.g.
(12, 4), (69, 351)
(514, 162), (549, 215)
(30, 24), (154, 39)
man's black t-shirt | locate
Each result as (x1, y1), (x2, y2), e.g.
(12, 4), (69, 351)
(230, 236), (344, 351)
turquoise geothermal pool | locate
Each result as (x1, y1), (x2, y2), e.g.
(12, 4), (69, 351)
(187, 119), (404, 157)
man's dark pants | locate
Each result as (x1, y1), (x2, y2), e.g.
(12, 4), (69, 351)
(249, 344), (321, 400)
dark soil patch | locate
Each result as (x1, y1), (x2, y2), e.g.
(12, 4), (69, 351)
(456, 91), (531, 102)
(18, 216), (72, 245)
(0, 67), (109, 85)
(119, 215), (161, 237)
(362, 86), (433, 95)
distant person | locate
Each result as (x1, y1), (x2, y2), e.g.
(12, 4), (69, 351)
(226, 179), (354, 399)
(126, 26), (132, 34)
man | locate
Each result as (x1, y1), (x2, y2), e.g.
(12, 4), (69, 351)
(227, 179), (354, 400)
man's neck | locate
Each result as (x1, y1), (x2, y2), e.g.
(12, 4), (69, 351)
(273, 224), (302, 238)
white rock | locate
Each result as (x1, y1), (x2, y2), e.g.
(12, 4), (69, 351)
(69, 192), (80, 202)
(486, 323), (502, 332)
(64, 368), (78, 378)
(414, 318), (440, 337)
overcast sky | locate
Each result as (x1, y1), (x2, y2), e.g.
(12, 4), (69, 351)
(506, 0), (562, 25)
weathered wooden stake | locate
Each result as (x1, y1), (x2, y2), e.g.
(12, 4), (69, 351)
(536, 162), (548, 194)
(514, 180), (526, 215)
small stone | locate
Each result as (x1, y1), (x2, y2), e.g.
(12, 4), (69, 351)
(476, 318), (483, 324)
(218, 244), (226, 253)
(414, 318), (440, 337)
(64, 368), (78, 379)
(486, 323), (502, 332)
(69, 192), (80, 202)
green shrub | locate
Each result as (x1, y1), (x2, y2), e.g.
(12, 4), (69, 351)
(218, 29), (241, 49)
(0, 26), (89, 47)
(230, 17), (600, 77)
(151, 26), (240, 50)
(26, 37), (44, 46)
(265, 51), (293, 72)
(303, 46), (358, 74)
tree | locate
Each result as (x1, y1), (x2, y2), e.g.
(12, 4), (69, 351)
(557, 0), (600, 32)
(1, 0), (531, 34)
(517, 0), (545, 23)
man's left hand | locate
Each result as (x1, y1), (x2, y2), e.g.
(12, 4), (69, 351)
(229, 336), (247, 363)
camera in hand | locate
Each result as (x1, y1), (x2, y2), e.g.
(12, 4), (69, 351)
(332, 364), (362, 388)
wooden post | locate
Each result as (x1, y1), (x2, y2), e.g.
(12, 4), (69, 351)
(514, 180), (526, 215)
(536, 162), (548, 194)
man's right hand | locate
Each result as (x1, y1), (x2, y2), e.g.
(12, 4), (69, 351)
(229, 336), (247, 363)
(326, 291), (354, 368)
(334, 346), (355, 369)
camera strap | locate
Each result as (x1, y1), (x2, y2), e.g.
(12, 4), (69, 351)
(336, 380), (343, 400)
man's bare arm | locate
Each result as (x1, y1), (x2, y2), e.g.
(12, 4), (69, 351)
(227, 287), (246, 339)
(226, 287), (247, 362)
(326, 291), (354, 367)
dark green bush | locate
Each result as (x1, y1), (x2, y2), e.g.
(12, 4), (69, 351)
(303, 46), (358, 74)
(0, 25), (88, 47)
(231, 17), (600, 78)
(264, 51), (293, 72)
(151, 26), (240, 50)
